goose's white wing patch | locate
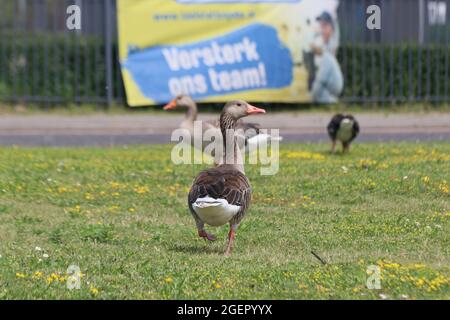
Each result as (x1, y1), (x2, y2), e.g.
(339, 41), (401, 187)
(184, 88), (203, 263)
(246, 134), (283, 152)
(192, 196), (240, 226)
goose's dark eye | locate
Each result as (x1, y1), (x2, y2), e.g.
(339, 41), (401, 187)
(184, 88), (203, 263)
(237, 103), (242, 107)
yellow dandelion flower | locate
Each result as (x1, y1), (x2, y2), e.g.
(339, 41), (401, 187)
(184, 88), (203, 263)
(134, 186), (150, 194)
(384, 262), (400, 269)
(32, 271), (43, 279)
(108, 205), (120, 211)
(50, 273), (60, 281)
(415, 279), (425, 287)
(109, 182), (121, 189)
(422, 176), (430, 184)
(84, 193), (94, 200)
(358, 159), (377, 169)
(164, 277), (173, 284)
(377, 162), (389, 169)
(285, 151), (325, 160)
(315, 285), (330, 293)
(58, 187), (68, 193)
(90, 286), (99, 296)
(128, 208), (136, 213)
(439, 183), (449, 194)
(15, 273), (26, 278)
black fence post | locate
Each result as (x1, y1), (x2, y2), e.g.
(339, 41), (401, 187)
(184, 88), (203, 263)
(104, 0), (113, 107)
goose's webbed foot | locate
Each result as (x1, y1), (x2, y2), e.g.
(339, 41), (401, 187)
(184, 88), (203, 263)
(198, 229), (216, 242)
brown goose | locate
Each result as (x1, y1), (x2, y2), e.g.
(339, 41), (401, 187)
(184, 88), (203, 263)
(187, 100), (266, 256)
(164, 94), (279, 153)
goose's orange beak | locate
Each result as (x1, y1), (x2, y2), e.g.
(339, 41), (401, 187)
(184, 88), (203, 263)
(163, 99), (177, 110)
(246, 104), (266, 115)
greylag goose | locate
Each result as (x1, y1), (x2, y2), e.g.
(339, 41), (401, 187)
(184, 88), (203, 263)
(164, 94), (218, 142)
(188, 100), (265, 256)
(327, 114), (360, 153)
(163, 94), (279, 153)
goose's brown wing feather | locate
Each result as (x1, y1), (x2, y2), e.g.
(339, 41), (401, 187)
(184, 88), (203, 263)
(327, 114), (344, 140)
(346, 115), (360, 141)
(236, 121), (260, 143)
(188, 166), (252, 225)
(202, 120), (217, 132)
(236, 121), (260, 133)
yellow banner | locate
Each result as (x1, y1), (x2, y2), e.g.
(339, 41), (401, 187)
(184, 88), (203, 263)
(118, 0), (340, 106)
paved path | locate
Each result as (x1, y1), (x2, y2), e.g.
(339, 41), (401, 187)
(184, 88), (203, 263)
(0, 112), (449, 146)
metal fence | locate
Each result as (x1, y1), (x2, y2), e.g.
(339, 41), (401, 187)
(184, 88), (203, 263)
(0, 0), (121, 106)
(0, 0), (449, 106)
(338, 0), (449, 103)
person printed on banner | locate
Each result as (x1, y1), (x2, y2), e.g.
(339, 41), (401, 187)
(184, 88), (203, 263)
(302, 18), (316, 91)
(309, 11), (343, 104)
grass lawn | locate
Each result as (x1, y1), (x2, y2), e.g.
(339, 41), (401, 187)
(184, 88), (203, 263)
(0, 142), (449, 299)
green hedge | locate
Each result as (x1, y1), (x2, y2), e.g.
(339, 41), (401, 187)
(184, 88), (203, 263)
(0, 34), (121, 102)
(0, 34), (449, 103)
(337, 44), (450, 101)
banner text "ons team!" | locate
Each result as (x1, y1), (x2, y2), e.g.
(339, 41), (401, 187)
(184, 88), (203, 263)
(162, 37), (267, 95)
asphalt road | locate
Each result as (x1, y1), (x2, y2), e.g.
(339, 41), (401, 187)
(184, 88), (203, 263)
(0, 132), (449, 147)
(0, 112), (448, 146)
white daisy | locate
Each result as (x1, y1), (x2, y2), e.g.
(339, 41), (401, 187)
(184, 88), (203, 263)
(379, 293), (388, 300)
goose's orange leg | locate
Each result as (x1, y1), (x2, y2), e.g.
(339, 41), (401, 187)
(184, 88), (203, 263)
(225, 227), (236, 256)
(198, 229), (216, 241)
(196, 221), (216, 241)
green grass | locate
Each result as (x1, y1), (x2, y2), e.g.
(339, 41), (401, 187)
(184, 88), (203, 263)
(0, 143), (449, 299)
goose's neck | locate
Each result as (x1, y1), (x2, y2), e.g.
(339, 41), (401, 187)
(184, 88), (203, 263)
(185, 102), (197, 122)
(219, 112), (244, 173)
(219, 112), (236, 136)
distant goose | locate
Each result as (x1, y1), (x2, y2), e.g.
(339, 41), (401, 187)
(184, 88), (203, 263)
(188, 100), (265, 256)
(164, 95), (218, 150)
(164, 94), (280, 153)
(327, 114), (360, 153)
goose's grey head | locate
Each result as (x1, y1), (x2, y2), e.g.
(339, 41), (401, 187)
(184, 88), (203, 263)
(223, 100), (266, 120)
(163, 94), (195, 110)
